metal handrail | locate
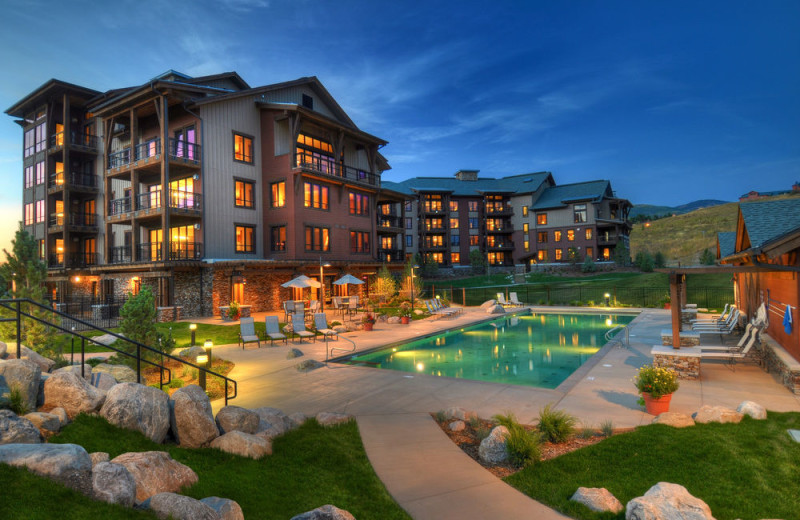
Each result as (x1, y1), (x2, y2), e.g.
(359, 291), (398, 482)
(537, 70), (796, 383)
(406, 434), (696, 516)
(326, 334), (357, 363)
(605, 324), (629, 348)
(0, 298), (237, 405)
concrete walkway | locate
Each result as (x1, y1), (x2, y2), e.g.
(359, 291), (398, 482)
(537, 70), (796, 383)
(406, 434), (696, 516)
(206, 307), (800, 519)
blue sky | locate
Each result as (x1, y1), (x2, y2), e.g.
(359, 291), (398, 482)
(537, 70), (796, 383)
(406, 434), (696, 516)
(1, 0), (798, 252)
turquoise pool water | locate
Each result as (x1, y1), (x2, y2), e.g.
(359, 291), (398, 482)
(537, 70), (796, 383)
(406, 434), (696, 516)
(341, 312), (635, 389)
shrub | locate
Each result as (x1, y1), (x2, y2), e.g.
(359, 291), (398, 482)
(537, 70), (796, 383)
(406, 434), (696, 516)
(468, 415), (481, 429)
(169, 378), (185, 389)
(634, 364), (679, 399)
(7, 386), (29, 415)
(227, 301), (241, 320)
(600, 419), (614, 437)
(434, 410), (446, 422)
(494, 412), (541, 467)
(119, 286), (158, 356)
(581, 256), (597, 273)
(654, 251), (666, 268)
(537, 404), (576, 443)
(578, 427), (595, 439)
(700, 248), (716, 265)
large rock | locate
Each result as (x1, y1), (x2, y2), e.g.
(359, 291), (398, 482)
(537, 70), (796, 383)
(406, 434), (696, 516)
(444, 406), (477, 421)
(200, 497), (245, 520)
(50, 407), (70, 428)
(290, 504), (356, 520)
(480, 299), (498, 310)
(0, 340), (7, 358)
(0, 410), (42, 444)
(449, 420), (466, 432)
(42, 370), (105, 419)
(255, 407), (298, 438)
(93, 363), (137, 383)
(315, 412), (353, 428)
(215, 405), (259, 435)
(289, 412), (308, 426)
(652, 412), (695, 428)
(210, 431), (272, 459)
(0, 358), (42, 412)
(486, 304), (505, 314)
(8, 346), (56, 373)
(90, 452), (110, 466)
(625, 482), (714, 520)
(286, 348), (304, 359)
(90, 372), (118, 392)
(178, 346), (206, 361)
(170, 384), (219, 448)
(142, 492), (221, 520)
(111, 451), (198, 503)
(23, 412), (61, 434)
(0, 378), (8, 408)
(737, 400), (767, 420)
(693, 405), (743, 424)
(100, 383), (170, 443)
(92, 461), (136, 507)
(53, 364), (92, 381)
(478, 425), (509, 464)
(0, 443), (92, 495)
(571, 487), (624, 513)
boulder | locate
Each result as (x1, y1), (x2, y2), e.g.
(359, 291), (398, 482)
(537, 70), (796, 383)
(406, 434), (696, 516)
(254, 407), (297, 438)
(92, 461), (136, 507)
(737, 400), (767, 420)
(111, 451), (198, 503)
(486, 304), (505, 315)
(0, 358), (42, 412)
(0, 340), (6, 358)
(449, 420), (466, 432)
(480, 299), (498, 310)
(50, 407), (70, 427)
(289, 412), (308, 426)
(23, 412), (61, 434)
(42, 370), (105, 418)
(93, 363), (137, 383)
(693, 405), (743, 424)
(296, 359), (325, 372)
(625, 482), (713, 520)
(315, 412), (353, 427)
(333, 325), (347, 333)
(387, 316), (401, 324)
(286, 348), (304, 359)
(210, 431), (272, 459)
(179, 346), (207, 361)
(215, 405), (259, 435)
(0, 378), (8, 408)
(290, 504), (356, 520)
(413, 309), (424, 316)
(53, 364), (92, 381)
(90, 372), (118, 392)
(91, 334), (120, 346)
(142, 492), (221, 520)
(478, 425), (509, 464)
(169, 384), (219, 448)
(200, 497), (245, 520)
(90, 452), (110, 466)
(0, 410), (42, 444)
(100, 383), (170, 443)
(652, 412), (695, 428)
(571, 487), (624, 514)
(443, 406), (477, 422)
(8, 346), (56, 373)
(0, 443), (92, 495)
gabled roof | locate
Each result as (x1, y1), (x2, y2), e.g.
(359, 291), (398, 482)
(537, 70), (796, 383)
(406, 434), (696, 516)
(383, 171), (553, 197)
(532, 180), (612, 210)
(5, 79), (101, 118)
(716, 232), (736, 259)
(739, 198), (800, 251)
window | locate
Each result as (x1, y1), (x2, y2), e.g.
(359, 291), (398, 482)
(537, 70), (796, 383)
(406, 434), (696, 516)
(468, 218), (478, 229)
(425, 218), (443, 230)
(424, 235), (444, 247)
(174, 126), (197, 159)
(468, 201), (478, 212)
(405, 217), (412, 229)
(537, 213), (547, 225)
(523, 223), (529, 233)
(349, 192), (369, 215)
(24, 203), (34, 225)
(586, 247), (594, 259)
(469, 235), (480, 246)
(271, 226), (286, 251)
(426, 252), (444, 264)
(603, 247), (611, 260)
(271, 181), (285, 208)
(35, 200), (45, 223)
(487, 252), (501, 265)
(304, 182), (329, 209)
(451, 252), (460, 264)
(555, 248), (563, 261)
(235, 180), (255, 208)
(406, 235), (413, 247)
(554, 231), (562, 241)
(486, 218), (503, 231)
(449, 200), (459, 212)
(524, 240), (530, 252)
(235, 225), (255, 253)
(24, 166), (33, 188)
(297, 133), (335, 174)
(37, 239), (45, 260)
(350, 231), (370, 253)
(537, 232), (547, 243)
(586, 228), (593, 240)
(302, 94), (314, 109)
(450, 218), (459, 229)
(450, 234), (460, 246)
(35, 161), (45, 185)
(35, 123), (46, 153)
(422, 194), (443, 212)
(567, 229), (575, 241)
(522, 206), (529, 217)
(404, 201), (412, 211)
(305, 226), (330, 251)
(538, 250), (548, 262)
(233, 133), (253, 164)
(574, 203), (587, 223)
(24, 128), (35, 157)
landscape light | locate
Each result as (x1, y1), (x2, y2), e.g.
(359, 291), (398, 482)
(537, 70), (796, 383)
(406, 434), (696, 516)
(189, 323), (197, 346)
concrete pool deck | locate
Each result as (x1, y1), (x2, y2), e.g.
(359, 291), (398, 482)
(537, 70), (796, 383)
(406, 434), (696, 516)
(208, 306), (800, 520)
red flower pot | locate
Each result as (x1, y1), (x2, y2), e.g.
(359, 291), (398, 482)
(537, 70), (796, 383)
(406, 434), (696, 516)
(642, 392), (672, 415)
(401, 316), (410, 324)
(663, 303), (671, 310)
(363, 322), (374, 331)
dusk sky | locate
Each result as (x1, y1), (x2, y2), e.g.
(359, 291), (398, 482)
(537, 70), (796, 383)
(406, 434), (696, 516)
(1, 1), (798, 253)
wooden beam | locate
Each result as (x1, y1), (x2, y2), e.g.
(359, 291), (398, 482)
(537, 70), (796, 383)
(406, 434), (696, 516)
(670, 273), (681, 349)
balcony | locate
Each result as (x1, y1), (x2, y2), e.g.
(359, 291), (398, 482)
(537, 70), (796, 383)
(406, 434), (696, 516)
(423, 226), (446, 233)
(377, 215), (403, 232)
(48, 254), (64, 268)
(485, 206), (514, 217)
(108, 148), (131, 170)
(136, 242), (203, 262)
(49, 132), (99, 154)
(107, 138), (201, 173)
(377, 247), (404, 263)
(486, 242), (514, 251)
(109, 246), (132, 264)
(421, 205), (445, 215)
(49, 172), (99, 194)
(422, 243), (447, 251)
(295, 152), (377, 187)
(597, 234), (623, 246)
(108, 197), (132, 218)
(108, 191), (202, 220)
(66, 252), (98, 268)
(485, 226), (514, 234)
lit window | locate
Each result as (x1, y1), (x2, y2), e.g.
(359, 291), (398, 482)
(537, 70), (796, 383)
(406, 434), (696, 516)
(537, 232), (547, 243)
(603, 247), (611, 260)
(449, 200), (459, 212)
(271, 181), (285, 208)
(304, 182), (329, 209)
(35, 200), (45, 223)
(522, 206), (528, 217)
(235, 225), (255, 253)
(537, 213), (547, 225)
(554, 231), (562, 242)
(451, 252), (461, 264)
(468, 201), (478, 212)
(586, 247), (594, 259)
(524, 240), (530, 252)
(523, 223), (529, 233)
(574, 204), (587, 223)
(469, 235), (479, 246)
(35, 162), (45, 185)
(24, 166), (34, 188)
(305, 226), (330, 251)
(271, 226), (286, 251)
(567, 229), (575, 241)
(555, 248), (563, 261)
(233, 133), (253, 164)
(450, 218), (459, 229)
(350, 231), (370, 253)
(586, 228), (593, 240)
(235, 180), (255, 208)
(24, 203), (34, 225)
(349, 192), (369, 215)
(538, 250), (548, 262)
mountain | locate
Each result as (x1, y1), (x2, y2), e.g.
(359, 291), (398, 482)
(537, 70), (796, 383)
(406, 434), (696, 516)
(629, 199), (728, 218)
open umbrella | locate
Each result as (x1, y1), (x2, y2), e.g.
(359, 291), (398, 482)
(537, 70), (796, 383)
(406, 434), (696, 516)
(332, 274), (364, 286)
(281, 275), (321, 289)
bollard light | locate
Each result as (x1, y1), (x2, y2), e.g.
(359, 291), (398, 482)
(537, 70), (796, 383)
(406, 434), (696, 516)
(196, 354), (208, 390)
(604, 293), (611, 307)
(189, 323), (197, 347)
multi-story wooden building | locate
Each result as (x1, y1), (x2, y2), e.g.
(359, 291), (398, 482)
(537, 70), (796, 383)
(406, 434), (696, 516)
(6, 70), (397, 317)
(384, 170), (631, 268)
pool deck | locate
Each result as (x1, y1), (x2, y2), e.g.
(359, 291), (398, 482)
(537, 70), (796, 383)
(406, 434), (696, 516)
(207, 306), (800, 520)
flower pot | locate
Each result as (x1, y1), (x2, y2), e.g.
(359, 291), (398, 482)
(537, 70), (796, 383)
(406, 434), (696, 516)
(363, 323), (374, 331)
(663, 303), (671, 310)
(401, 316), (410, 324)
(642, 392), (672, 415)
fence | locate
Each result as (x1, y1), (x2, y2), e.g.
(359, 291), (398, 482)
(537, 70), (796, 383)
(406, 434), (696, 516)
(428, 284), (734, 310)
(51, 297), (128, 330)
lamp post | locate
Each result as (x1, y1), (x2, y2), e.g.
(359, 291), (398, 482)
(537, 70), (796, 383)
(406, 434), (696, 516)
(320, 257), (331, 311)
(189, 323), (197, 347)
(410, 264), (420, 310)
(198, 339), (213, 390)
(604, 293), (611, 307)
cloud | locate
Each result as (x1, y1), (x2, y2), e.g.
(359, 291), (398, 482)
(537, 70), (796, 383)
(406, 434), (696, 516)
(217, 0), (270, 13)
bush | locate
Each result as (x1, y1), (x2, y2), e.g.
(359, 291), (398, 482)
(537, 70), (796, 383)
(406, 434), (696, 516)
(700, 248), (716, 265)
(494, 412), (541, 467)
(7, 386), (29, 415)
(654, 251), (666, 268)
(579, 427), (595, 439)
(169, 378), (185, 389)
(537, 404), (576, 443)
(119, 287), (157, 352)
(581, 256), (597, 273)
(600, 419), (614, 437)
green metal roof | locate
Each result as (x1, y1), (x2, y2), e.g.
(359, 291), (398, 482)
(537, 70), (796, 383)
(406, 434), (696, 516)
(531, 180), (612, 210)
(717, 232), (736, 258)
(382, 171), (553, 197)
(740, 198), (800, 250)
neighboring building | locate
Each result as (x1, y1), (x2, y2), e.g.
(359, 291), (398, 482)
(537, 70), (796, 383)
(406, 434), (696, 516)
(5, 71), (396, 316)
(738, 182), (800, 201)
(384, 170), (631, 268)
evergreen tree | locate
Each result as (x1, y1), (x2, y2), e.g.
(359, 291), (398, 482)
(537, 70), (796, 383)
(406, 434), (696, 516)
(654, 251), (666, 268)
(700, 248), (716, 265)
(581, 256), (597, 273)
(613, 244), (630, 266)
(469, 249), (487, 275)
(401, 260), (423, 302)
(119, 286), (158, 355)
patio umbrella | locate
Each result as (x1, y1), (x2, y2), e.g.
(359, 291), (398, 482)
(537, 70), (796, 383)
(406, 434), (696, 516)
(281, 275), (321, 289)
(332, 273), (364, 297)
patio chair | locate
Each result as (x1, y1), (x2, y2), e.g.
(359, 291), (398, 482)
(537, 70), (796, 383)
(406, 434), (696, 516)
(496, 293), (512, 308)
(432, 298), (461, 316)
(282, 301), (294, 322)
(264, 315), (287, 346)
(425, 299), (456, 318)
(509, 292), (525, 307)
(314, 313), (338, 342)
(239, 317), (261, 349)
(700, 326), (760, 365)
(691, 303), (733, 325)
(699, 323), (757, 351)
(309, 300), (320, 314)
(291, 311), (316, 343)
(692, 309), (740, 332)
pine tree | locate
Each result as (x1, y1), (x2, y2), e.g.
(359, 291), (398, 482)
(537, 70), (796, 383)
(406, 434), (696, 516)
(372, 264), (398, 302)
(119, 286), (158, 358)
(469, 249), (487, 275)
(700, 248), (716, 265)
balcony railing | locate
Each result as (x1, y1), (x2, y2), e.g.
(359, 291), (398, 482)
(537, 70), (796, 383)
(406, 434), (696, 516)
(135, 139), (161, 161)
(598, 234), (622, 246)
(50, 132), (99, 150)
(295, 152), (377, 186)
(48, 213), (64, 227)
(135, 191), (203, 212)
(168, 138), (201, 162)
(108, 148), (131, 169)
(109, 197), (132, 216)
(377, 247), (404, 263)
(486, 242), (514, 250)
(50, 172), (99, 190)
(109, 246), (132, 264)
(378, 215), (403, 229)
(70, 213), (98, 228)
(67, 252), (98, 267)
(136, 242), (203, 262)
(485, 206), (513, 216)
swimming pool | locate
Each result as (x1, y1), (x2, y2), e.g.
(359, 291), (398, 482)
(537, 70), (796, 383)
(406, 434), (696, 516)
(340, 312), (635, 389)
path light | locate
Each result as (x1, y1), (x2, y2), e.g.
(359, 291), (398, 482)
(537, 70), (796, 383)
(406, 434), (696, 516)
(189, 323), (197, 346)
(197, 355), (208, 389)
(320, 257), (331, 311)
(604, 293), (611, 307)
(410, 264), (420, 311)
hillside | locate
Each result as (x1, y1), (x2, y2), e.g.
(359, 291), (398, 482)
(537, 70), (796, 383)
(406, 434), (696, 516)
(629, 199), (728, 218)
(629, 202), (739, 265)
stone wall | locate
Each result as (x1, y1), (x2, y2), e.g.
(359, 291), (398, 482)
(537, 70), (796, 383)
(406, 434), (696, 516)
(661, 330), (701, 347)
(156, 306), (182, 323)
(756, 336), (800, 394)
(651, 346), (701, 380)
(173, 268), (206, 318)
(680, 308), (697, 330)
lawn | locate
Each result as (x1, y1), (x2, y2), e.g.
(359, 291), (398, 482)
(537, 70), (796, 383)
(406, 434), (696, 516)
(0, 414), (411, 520)
(505, 412), (800, 520)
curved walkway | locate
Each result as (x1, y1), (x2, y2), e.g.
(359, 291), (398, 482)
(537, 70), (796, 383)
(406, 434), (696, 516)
(210, 307), (800, 519)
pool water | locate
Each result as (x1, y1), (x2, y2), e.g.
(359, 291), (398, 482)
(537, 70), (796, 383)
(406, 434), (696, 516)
(341, 312), (635, 389)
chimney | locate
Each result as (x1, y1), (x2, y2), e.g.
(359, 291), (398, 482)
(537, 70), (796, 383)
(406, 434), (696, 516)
(454, 169), (479, 181)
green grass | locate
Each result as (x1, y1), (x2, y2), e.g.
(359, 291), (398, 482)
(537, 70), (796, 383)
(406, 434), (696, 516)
(505, 412), (800, 520)
(43, 414), (410, 520)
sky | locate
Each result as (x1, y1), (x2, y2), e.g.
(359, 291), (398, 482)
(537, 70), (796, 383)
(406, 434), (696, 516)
(1, 0), (798, 253)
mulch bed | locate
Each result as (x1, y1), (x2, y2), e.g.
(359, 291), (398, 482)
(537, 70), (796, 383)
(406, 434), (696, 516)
(141, 357), (235, 401)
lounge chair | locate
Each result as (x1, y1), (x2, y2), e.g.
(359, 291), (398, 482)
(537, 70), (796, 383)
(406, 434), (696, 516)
(239, 317), (261, 349)
(691, 304), (733, 325)
(264, 315), (287, 346)
(282, 301), (294, 322)
(692, 309), (740, 332)
(425, 299), (457, 318)
(432, 298), (461, 316)
(314, 313), (338, 342)
(699, 323), (756, 351)
(496, 293), (513, 308)
(700, 326), (760, 364)
(509, 292), (525, 307)
(291, 311), (316, 343)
